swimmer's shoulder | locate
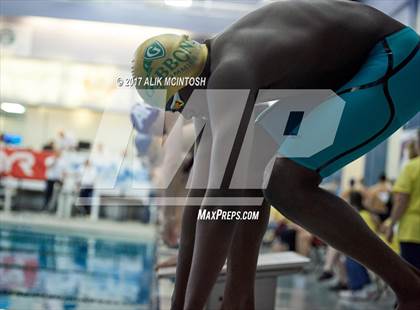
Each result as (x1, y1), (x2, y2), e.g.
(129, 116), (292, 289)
(252, 0), (404, 40)
(205, 37), (260, 90)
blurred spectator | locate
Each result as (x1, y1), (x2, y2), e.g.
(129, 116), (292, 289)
(55, 130), (76, 151)
(293, 226), (313, 257)
(407, 139), (418, 160)
(91, 143), (110, 177)
(92, 143), (107, 163)
(357, 178), (369, 203)
(366, 173), (392, 219)
(44, 151), (65, 211)
(42, 140), (55, 151)
(339, 180), (375, 300)
(271, 211), (313, 257)
(0, 133), (5, 175)
(339, 257), (375, 300)
(318, 247), (348, 291)
(384, 138), (420, 269)
(78, 159), (97, 215)
(340, 204), (375, 299)
(318, 179), (363, 291)
(341, 178), (359, 202)
(340, 174), (402, 300)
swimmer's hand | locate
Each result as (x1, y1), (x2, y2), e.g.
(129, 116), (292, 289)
(155, 254), (178, 271)
(161, 220), (180, 248)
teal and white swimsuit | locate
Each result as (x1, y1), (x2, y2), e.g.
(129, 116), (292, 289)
(260, 27), (420, 177)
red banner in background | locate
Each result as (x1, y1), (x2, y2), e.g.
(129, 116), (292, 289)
(0, 148), (55, 180)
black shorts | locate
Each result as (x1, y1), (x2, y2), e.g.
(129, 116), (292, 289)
(400, 242), (420, 269)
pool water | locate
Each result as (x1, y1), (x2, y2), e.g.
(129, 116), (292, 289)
(0, 225), (155, 310)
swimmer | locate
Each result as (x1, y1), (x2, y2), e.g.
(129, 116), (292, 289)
(132, 1), (420, 309)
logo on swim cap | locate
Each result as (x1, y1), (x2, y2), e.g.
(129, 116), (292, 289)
(144, 41), (166, 61)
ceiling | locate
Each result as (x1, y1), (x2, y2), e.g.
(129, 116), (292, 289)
(0, 0), (274, 35)
(2, 1), (416, 36)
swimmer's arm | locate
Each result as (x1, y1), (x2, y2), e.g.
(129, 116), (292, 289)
(182, 115), (240, 306)
(172, 117), (212, 308)
(204, 61), (257, 189)
(160, 114), (184, 246)
(182, 64), (256, 306)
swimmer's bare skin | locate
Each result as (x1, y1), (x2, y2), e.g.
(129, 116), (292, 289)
(171, 1), (420, 310)
(212, 0), (401, 89)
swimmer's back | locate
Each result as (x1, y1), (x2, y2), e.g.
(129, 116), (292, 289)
(210, 0), (405, 90)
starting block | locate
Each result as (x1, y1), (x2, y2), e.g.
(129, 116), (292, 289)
(157, 251), (309, 309)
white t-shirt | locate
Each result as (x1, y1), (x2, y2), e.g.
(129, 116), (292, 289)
(80, 165), (97, 187)
(45, 156), (66, 180)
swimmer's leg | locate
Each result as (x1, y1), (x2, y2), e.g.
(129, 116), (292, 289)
(171, 118), (212, 310)
(264, 158), (420, 307)
(222, 202), (270, 310)
(221, 115), (277, 309)
(221, 108), (275, 310)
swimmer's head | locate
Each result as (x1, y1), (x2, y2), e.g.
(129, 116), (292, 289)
(132, 34), (208, 113)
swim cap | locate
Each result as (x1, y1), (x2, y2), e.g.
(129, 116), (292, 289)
(132, 34), (208, 109)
